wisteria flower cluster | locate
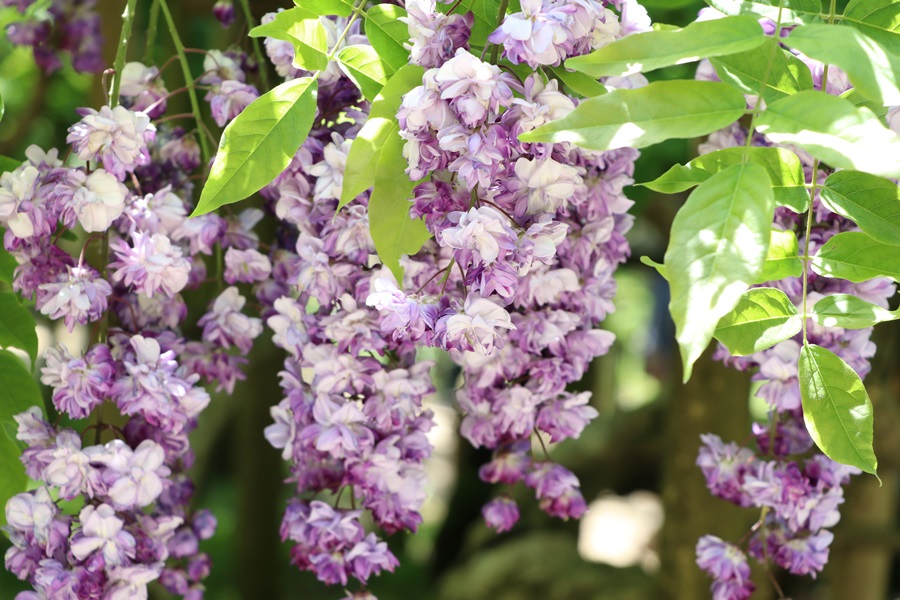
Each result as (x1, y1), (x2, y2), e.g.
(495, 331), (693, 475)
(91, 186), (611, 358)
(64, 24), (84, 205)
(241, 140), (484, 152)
(2, 0), (103, 73)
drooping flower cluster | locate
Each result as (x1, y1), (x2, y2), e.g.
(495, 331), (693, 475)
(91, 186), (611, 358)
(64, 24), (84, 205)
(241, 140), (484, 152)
(1, 0), (104, 73)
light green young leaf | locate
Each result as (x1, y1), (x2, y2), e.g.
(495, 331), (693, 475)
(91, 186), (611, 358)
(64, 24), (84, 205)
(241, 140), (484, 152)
(839, 88), (890, 119)
(714, 287), (802, 356)
(337, 45), (390, 101)
(547, 66), (607, 98)
(0, 292), (37, 365)
(519, 81), (746, 151)
(799, 344), (878, 476)
(365, 4), (411, 72)
(0, 350), (43, 526)
(811, 294), (899, 329)
(0, 155), (20, 174)
(293, 0), (353, 17)
(340, 65), (425, 210)
(368, 133), (431, 282)
(249, 9), (327, 71)
(664, 162), (775, 381)
(705, 0), (823, 24)
(785, 24), (900, 106)
(640, 146), (808, 212)
(640, 256), (667, 279)
(840, 0), (900, 53)
(812, 231), (900, 283)
(754, 229), (803, 283)
(566, 16), (765, 77)
(756, 91), (900, 179)
(193, 77), (318, 217)
(711, 38), (814, 104)
(820, 170), (900, 245)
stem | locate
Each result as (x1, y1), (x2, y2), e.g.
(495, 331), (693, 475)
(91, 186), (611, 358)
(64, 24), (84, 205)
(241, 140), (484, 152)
(743, 0), (785, 151)
(109, 0), (139, 107)
(485, 0), (510, 63)
(157, 0), (212, 164)
(326, 1), (367, 61)
(145, 0), (160, 63)
(236, 0), (271, 90)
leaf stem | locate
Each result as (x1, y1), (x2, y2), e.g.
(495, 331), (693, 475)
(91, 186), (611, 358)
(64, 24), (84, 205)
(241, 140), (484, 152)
(108, 0), (139, 107)
(326, 0), (367, 61)
(157, 0), (212, 165)
(145, 0), (160, 63)
(236, 0), (271, 90)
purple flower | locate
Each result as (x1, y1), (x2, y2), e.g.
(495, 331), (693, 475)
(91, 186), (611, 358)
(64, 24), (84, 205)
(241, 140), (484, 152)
(70, 504), (136, 567)
(536, 391), (598, 442)
(206, 80), (259, 127)
(72, 168), (128, 232)
(67, 106), (155, 181)
(119, 62), (168, 118)
(103, 439), (171, 509)
(440, 206), (518, 265)
(224, 247), (272, 284)
(525, 462), (587, 519)
(345, 533), (399, 582)
(773, 529), (833, 577)
(442, 294), (515, 354)
(197, 287), (263, 354)
(41, 343), (114, 419)
(696, 434), (756, 507)
(213, 0), (236, 27)
(36, 265), (112, 332)
(488, 0), (576, 67)
(513, 157), (582, 215)
(696, 535), (754, 599)
(406, 0), (473, 68)
(110, 232), (191, 297)
(482, 496), (520, 533)
(434, 49), (513, 127)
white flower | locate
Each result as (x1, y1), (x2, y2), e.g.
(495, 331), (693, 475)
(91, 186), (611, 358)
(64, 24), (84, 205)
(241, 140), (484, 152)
(440, 206), (517, 264)
(307, 133), (352, 202)
(0, 165), (38, 238)
(445, 295), (515, 354)
(514, 157), (582, 214)
(73, 169), (127, 232)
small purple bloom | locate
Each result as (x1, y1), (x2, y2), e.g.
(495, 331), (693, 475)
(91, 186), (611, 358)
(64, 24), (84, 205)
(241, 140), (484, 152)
(482, 496), (520, 533)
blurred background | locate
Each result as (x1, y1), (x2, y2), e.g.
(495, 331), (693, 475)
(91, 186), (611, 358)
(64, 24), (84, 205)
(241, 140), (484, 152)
(1, 1), (898, 599)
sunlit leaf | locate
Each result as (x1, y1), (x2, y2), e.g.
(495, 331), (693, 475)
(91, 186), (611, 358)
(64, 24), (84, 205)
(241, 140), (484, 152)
(840, 0), (900, 53)
(811, 294), (899, 329)
(294, 0), (353, 17)
(365, 4), (410, 72)
(820, 170), (900, 245)
(337, 44), (390, 101)
(249, 9), (327, 71)
(711, 37), (814, 103)
(714, 287), (802, 356)
(755, 229), (803, 283)
(705, 0), (823, 24)
(0, 292), (37, 365)
(547, 66), (607, 98)
(812, 231), (900, 282)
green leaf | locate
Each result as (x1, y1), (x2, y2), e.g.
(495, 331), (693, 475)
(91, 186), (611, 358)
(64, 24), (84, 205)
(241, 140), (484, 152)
(785, 24), (900, 106)
(193, 77), (319, 217)
(0, 240), (16, 284)
(755, 229), (803, 283)
(0, 292), (37, 365)
(756, 91), (900, 179)
(711, 37), (814, 104)
(340, 64), (425, 210)
(640, 146), (808, 212)
(812, 231), (900, 282)
(519, 81), (747, 151)
(811, 294), (899, 329)
(799, 344), (878, 476)
(714, 287), (802, 356)
(294, 0), (353, 17)
(664, 162), (775, 381)
(840, 0), (900, 53)
(705, 0), (823, 24)
(820, 171), (900, 245)
(0, 155), (20, 174)
(0, 91), (4, 123)
(640, 256), (667, 279)
(368, 133), (431, 282)
(337, 45), (390, 101)
(839, 88), (889, 119)
(0, 349), (43, 526)
(438, 0), (501, 47)
(249, 9), (327, 71)
(546, 66), (607, 98)
(365, 4), (411, 72)
(566, 16), (766, 78)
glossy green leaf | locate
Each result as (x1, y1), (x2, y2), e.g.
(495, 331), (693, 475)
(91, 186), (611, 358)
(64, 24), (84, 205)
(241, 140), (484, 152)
(711, 37), (814, 103)
(438, 0), (501, 47)
(820, 171), (900, 245)
(0, 240), (15, 284)
(519, 81), (746, 151)
(249, 9), (327, 71)
(0, 292), (37, 364)
(365, 4), (410, 72)
(812, 231), (900, 282)
(0, 350), (43, 526)
(714, 287), (802, 356)
(566, 16), (765, 77)
(705, 0), (823, 24)
(841, 0), (900, 53)
(368, 132), (431, 282)
(839, 88), (890, 119)
(340, 65), (424, 210)
(755, 229), (803, 283)
(547, 66), (607, 98)
(0, 155), (20, 174)
(756, 91), (900, 179)
(799, 344), (878, 475)
(664, 162), (775, 381)
(193, 77), (318, 217)
(811, 294), (899, 329)
(337, 45), (390, 101)
(786, 24), (900, 105)
(294, 0), (353, 17)
(640, 146), (808, 212)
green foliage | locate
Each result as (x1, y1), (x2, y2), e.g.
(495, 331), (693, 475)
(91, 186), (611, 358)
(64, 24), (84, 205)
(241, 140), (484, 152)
(811, 294), (899, 329)
(705, 0), (823, 24)
(566, 15), (765, 77)
(0, 242), (15, 285)
(294, 0), (354, 17)
(812, 231), (900, 282)
(799, 344), (878, 476)
(714, 287), (802, 356)
(641, 147), (808, 212)
(365, 4), (411, 72)
(0, 292), (37, 365)
(785, 24), (900, 105)
(546, 66), (607, 98)
(0, 350), (43, 526)
(249, 9), (328, 71)
(711, 37), (814, 104)
(664, 162), (775, 381)
(755, 229), (803, 283)
(0, 155), (19, 174)
(756, 91), (900, 179)
(438, 0), (502, 48)
(337, 45), (390, 101)
(819, 170), (900, 245)
(340, 65), (425, 210)
(840, 0), (900, 53)
(519, 81), (746, 151)
(193, 77), (319, 217)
